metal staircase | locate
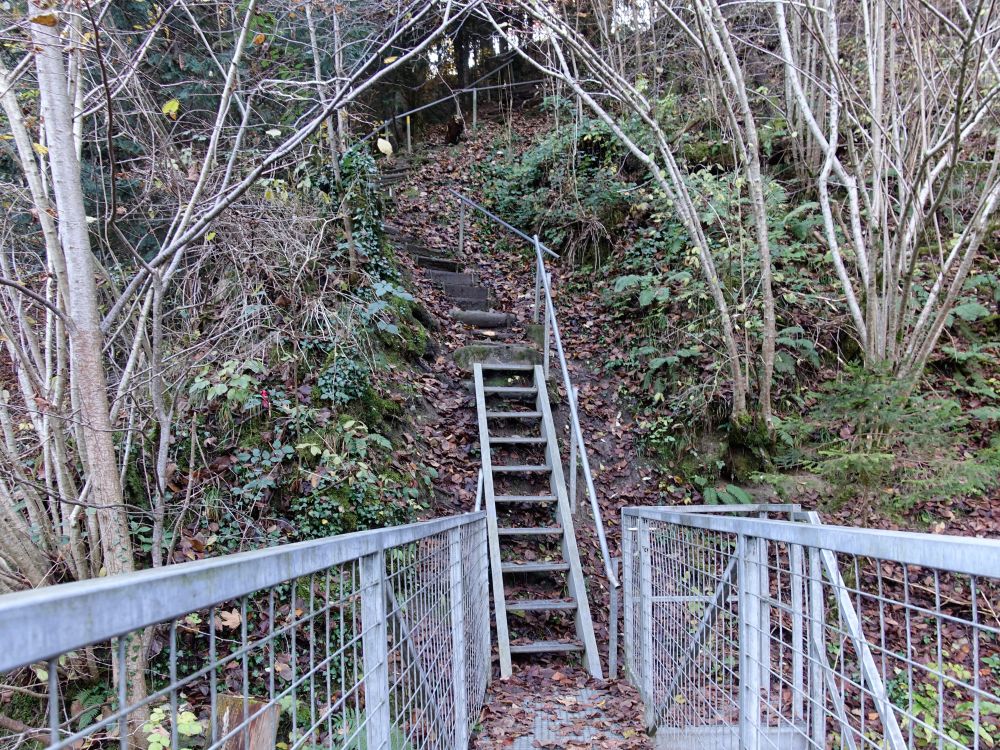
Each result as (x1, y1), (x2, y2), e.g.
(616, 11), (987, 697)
(473, 362), (602, 679)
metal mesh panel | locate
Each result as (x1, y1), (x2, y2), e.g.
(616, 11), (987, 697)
(622, 507), (1000, 750)
(0, 514), (489, 750)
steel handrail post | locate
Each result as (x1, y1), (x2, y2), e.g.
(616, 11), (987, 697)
(533, 236), (542, 323)
(535, 244), (619, 588)
(543, 271), (552, 379)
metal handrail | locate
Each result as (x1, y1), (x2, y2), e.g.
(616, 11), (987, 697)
(355, 73), (544, 146)
(451, 190), (618, 589)
(0, 512), (486, 672)
(623, 506), (1000, 577)
(449, 189), (559, 258)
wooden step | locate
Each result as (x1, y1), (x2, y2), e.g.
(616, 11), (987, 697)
(506, 598), (577, 612)
(492, 464), (549, 474)
(478, 362), (536, 372)
(485, 410), (542, 422)
(489, 435), (547, 445)
(509, 640), (583, 654)
(498, 526), (562, 537)
(502, 561), (569, 574)
(484, 386), (537, 398)
(494, 494), (557, 504)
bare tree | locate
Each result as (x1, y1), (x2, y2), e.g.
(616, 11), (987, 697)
(774, 0), (1000, 377)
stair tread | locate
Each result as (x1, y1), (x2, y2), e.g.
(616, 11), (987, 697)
(485, 410), (542, 419)
(509, 640), (583, 654)
(498, 526), (562, 536)
(506, 598), (577, 612)
(478, 362), (536, 371)
(489, 435), (546, 445)
(494, 494), (557, 503)
(484, 386), (538, 396)
(502, 561), (570, 573)
(492, 464), (550, 474)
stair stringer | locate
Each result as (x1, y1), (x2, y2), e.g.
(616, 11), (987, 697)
(534, 366), (603, 679)
(472, 364), (513, 677)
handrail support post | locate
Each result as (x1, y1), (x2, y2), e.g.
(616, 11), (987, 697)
(449, 528), (469, 748)
(533, 236), (542, 323)
(360, 550), (390, 750)
(543, 272), (551, 380)
(568, 386), (579, 514)
(459, 201), (466, 258)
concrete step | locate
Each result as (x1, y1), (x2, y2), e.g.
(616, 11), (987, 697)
(427, 270), (474, 284)
(450, 310), (513, 328)
(452, 296), (491, 311)
(414, 255), (460, 272)
(455, 343), (542, 371)
(441, 283), (488, 301)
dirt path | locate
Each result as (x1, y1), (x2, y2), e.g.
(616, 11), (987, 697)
(385, 115), (666, 744)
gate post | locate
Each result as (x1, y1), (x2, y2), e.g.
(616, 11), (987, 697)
(639, 518), (654, 727)
(458, 201), (466, 257)
(738, 535), (763, 750)
(360, 550), (390, 750)
(808, 547), (827, 750)
(449, 528), (469, 748)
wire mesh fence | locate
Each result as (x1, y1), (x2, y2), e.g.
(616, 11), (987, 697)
(0, 513), (489, 750)
(622, 506), (1000, 750)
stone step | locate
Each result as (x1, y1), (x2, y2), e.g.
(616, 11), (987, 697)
(414, 255), (460, 272)
(450, 310), (513, 328)
(427, 270), (474, 285)
(441, 283), (488, 301)
(452, 296), (491, 311)
(455, 344), (542, 371)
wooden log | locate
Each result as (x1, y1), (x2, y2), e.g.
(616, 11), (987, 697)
(215, 695), (279, 750)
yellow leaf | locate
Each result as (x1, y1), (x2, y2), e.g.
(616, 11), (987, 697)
(161, 98), (180, 119)
(30, 12), (59, 26)
(383, 56), (399, 64)
(376, 137), (393, 156)
(32, 143), (48, 156)
(204, 231), (217, 242)
(252, 33), (265, 46)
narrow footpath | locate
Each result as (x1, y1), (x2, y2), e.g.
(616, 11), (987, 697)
(382, 109), (661, 746)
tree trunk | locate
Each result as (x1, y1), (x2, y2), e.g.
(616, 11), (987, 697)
(30, 1), (148, 732)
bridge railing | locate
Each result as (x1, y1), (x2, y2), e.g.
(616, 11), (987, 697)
(0, 513), (489, 750)
(622, 505), (1000, 750)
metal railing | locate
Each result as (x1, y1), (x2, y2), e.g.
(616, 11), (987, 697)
(449, 190), (619, 602)
(622, 505), (1000, 750)
(357, 58), (543, 151)
(0, 513), (489, 750)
